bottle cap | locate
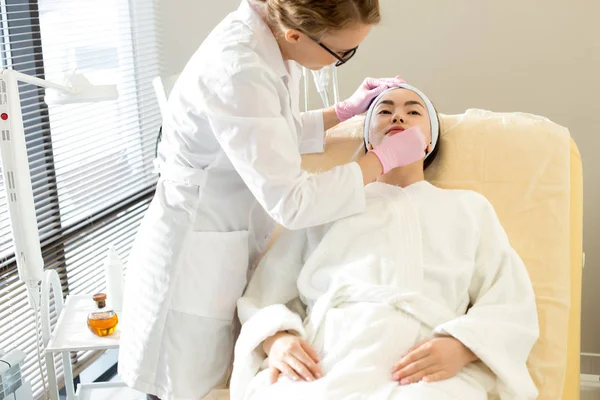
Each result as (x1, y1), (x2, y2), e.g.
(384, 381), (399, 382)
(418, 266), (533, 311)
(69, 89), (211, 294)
(93, 293), (107, 302)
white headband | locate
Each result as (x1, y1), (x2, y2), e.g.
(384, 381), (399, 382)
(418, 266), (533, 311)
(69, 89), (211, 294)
(363, 83), (439, 161)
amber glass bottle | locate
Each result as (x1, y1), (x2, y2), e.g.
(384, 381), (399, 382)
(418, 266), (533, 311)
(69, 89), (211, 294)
(87, 293), (118, 337)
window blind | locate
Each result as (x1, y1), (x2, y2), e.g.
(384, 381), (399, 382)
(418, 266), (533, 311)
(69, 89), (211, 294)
(0, 0), (162, 397)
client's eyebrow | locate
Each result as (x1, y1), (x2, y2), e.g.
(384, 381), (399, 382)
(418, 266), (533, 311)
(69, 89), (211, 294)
(377, 99), (425, 109)
(405, 100), (425, 109)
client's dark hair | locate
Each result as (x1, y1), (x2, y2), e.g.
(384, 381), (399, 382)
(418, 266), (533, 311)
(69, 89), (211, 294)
(423, 110), (441, 170)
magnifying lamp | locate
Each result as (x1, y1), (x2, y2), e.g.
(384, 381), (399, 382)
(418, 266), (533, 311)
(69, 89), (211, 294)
(0, 68), (118, 305)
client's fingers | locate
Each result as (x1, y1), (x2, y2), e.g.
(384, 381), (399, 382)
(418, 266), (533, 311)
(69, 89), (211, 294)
(422, 371), (451, 383)
(399, 366), (441, 386)
(406, 339), (430, 356)
(391, 343), (430, 373)
(269, 367), (280, 384)
(392, 340), (430, 373)
(277, 361), (302, 382)
(392, 357), (435, 381)
(286, 355), (316, 381)
(300, 340), (320, 363)
(297, 343), (323, 379)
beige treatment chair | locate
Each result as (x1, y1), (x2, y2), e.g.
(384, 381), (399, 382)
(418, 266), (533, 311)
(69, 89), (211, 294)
(204, 108), (583, 400)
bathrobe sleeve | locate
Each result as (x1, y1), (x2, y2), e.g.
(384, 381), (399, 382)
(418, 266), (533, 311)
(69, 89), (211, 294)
(232, 225), (328, 398)
(433, 194), (539, 399)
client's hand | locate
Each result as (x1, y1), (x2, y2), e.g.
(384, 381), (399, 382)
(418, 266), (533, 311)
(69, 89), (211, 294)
(390, 337), (478, 385)
(371, 126), (427, 174)
(334, 76), (406, 122)
(263, 331), (323, 384)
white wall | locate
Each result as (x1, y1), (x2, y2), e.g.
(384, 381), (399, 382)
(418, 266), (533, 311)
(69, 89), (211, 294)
(159, 0), (239, 75)
(158, 0), (600, 352)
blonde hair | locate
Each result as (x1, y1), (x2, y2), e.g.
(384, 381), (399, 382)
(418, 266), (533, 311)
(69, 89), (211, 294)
(255, 0), (380, 39)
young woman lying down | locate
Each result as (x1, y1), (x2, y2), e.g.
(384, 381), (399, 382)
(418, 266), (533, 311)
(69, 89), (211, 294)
(230, 83), (539, 400)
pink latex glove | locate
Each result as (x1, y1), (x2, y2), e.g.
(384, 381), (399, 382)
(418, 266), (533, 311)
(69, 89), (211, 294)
(370, 126), (427, 174)
(334, 76), (406, 122)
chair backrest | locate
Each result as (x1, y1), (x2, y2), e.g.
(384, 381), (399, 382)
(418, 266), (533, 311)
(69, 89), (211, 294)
(41, 269), (64, 350)
(152, 74), (180, 119)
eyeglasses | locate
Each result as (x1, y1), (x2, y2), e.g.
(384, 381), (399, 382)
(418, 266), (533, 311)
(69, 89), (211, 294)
(306, 34), (358, 67)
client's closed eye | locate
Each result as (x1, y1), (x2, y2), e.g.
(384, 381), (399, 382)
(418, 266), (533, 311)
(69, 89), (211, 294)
(408, 111), (421, 116)
(378, 110), (392, 115)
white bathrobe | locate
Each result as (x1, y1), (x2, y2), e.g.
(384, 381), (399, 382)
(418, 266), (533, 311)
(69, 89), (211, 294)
(231, 181), (539, 400)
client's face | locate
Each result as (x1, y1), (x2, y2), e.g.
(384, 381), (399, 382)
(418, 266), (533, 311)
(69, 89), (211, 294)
(368, 89), (432, 150)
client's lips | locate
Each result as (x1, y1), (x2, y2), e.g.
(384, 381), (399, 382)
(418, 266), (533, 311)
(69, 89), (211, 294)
(386, 126), (406, 135)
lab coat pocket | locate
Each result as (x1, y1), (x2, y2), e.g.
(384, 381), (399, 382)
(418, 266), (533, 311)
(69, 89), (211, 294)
(171, 230), (250, 321)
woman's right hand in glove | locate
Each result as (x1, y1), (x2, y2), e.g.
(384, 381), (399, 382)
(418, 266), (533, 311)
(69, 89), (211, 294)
(263, 331), (323, 383)
(334, 76), (406, 122)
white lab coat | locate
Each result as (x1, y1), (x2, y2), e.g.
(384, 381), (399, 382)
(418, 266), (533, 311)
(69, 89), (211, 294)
(117, 1), (366, 399)
(232, 181), (539, 400)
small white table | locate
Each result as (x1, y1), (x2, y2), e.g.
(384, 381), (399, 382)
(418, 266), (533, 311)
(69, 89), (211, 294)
(42, 271), (144, 400)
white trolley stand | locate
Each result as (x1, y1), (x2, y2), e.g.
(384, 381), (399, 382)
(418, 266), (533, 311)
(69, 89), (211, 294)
(41, 269), (144, 400)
